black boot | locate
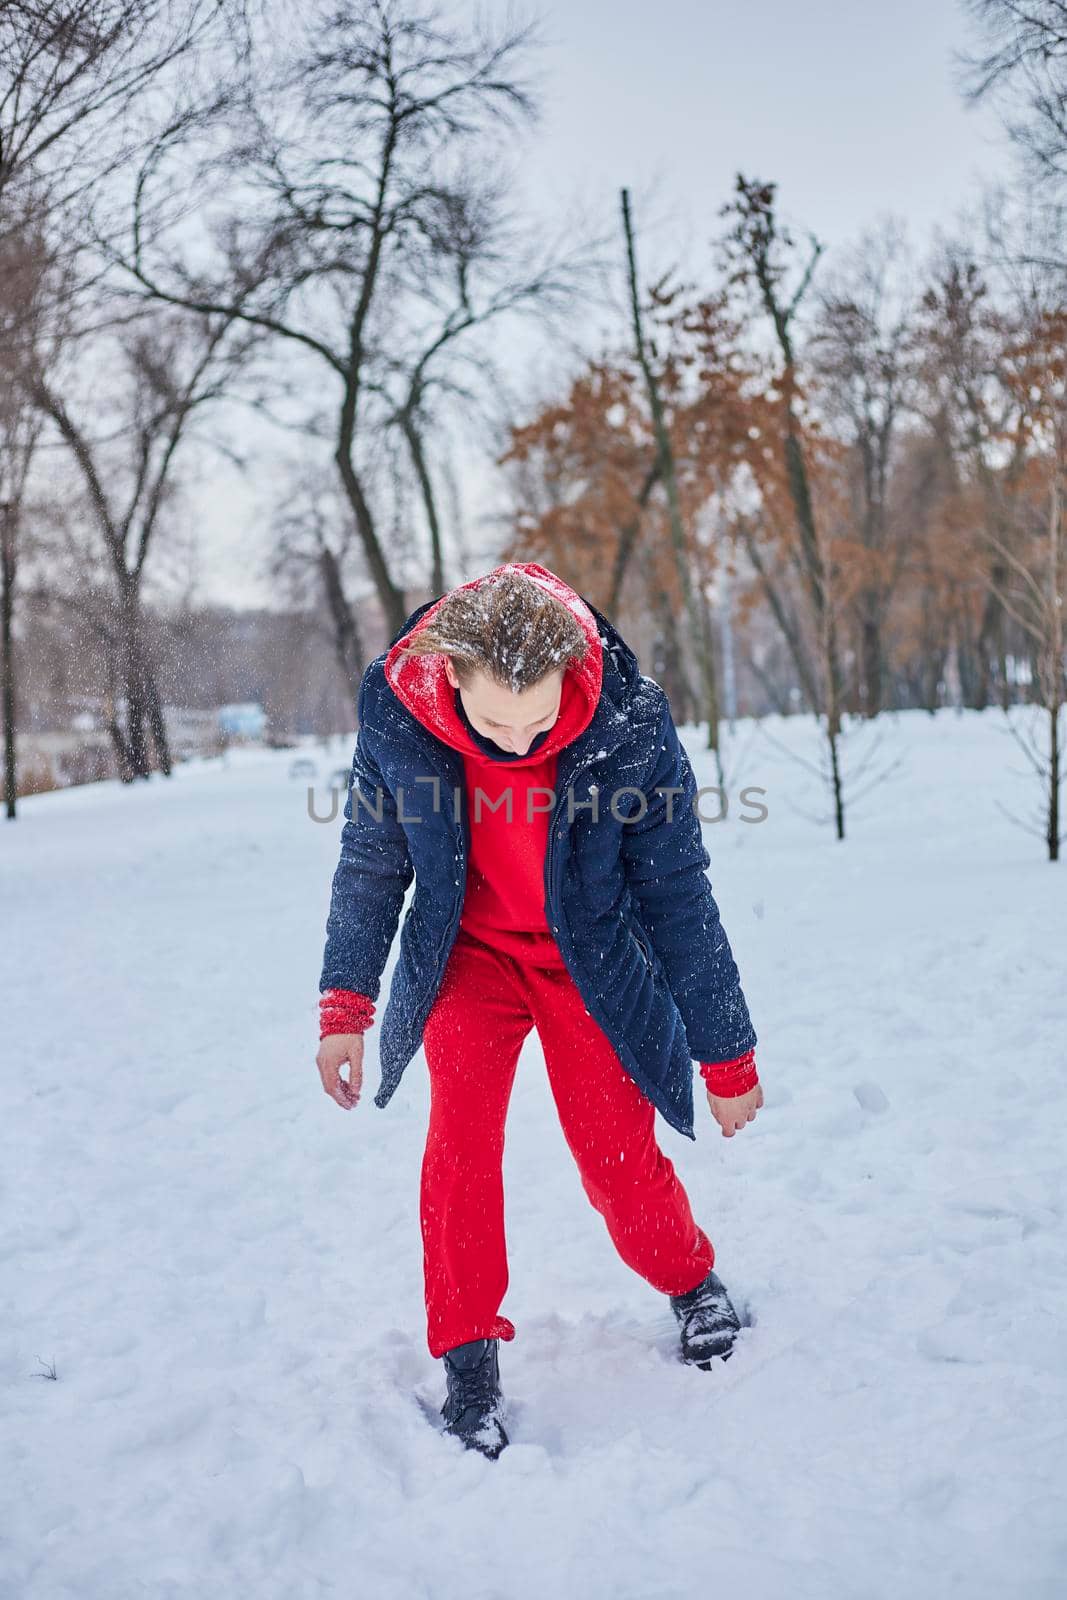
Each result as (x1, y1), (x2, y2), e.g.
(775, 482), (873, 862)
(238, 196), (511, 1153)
(669, 1268), (742, 1369)
(440, 1338), (509, 1459)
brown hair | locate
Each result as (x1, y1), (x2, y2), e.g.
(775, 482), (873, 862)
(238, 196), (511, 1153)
(397, 567), (588, 693)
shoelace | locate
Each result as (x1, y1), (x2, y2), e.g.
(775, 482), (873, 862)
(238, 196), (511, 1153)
(445, 1355), (499, 1417)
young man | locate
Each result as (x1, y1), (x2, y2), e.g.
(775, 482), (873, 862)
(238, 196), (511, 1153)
(316, 563), (761, 1460)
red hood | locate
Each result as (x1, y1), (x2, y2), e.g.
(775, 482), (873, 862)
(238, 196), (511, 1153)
(383, 562), (603, 766)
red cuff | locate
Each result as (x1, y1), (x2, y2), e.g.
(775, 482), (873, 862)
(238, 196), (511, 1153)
(319, 988), (376, 1039)
(699, 1047), (758, 1098)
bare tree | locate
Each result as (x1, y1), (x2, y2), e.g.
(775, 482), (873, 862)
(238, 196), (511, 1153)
(720, 175), (848, 838)
(731, 510), (823, 714)
(983, 208), (1067, 860)
(0, 2), (243, 577)
(0, 0), (236, 216)
(621, 187), (723, 770)
(269, 474), (369, 708)
(377, 171), (582, 601)
(111, 0), (553, 655)
(912, 239), (1035, 708)
(0, 470), (34, 817)
(808, 221), (917, 715)
(24, 305), (257, 778)
(0, 211), (51, 817)
(988, 393), (1066, 860)
(962, 1), (1067, 186)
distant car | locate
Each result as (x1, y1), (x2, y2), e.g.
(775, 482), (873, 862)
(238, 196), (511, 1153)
(327, 767), (352, 793)
(288, 757), (319, 780)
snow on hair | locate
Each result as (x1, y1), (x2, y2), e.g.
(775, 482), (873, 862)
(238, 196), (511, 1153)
(397, 568), (587, 693)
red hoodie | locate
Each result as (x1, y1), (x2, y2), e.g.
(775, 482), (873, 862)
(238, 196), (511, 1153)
(319, 562), (757, 1099)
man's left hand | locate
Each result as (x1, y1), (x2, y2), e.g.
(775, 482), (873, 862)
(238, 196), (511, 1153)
(707, 1084), (764, 1138)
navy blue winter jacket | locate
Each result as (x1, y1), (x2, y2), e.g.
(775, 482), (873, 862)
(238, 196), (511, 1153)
(319, 594), (757, 1139)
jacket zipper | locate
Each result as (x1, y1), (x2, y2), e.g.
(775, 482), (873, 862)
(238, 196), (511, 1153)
(629, 922), (654, 974)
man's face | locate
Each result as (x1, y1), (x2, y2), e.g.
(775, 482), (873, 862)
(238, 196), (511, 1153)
(444, 659), (563, 755)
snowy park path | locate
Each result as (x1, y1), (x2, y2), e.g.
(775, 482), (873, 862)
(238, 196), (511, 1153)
(2, 710), (1065, 1599)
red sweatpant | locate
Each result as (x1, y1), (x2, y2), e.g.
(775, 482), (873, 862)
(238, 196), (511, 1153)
(419, 925), (715, 1358)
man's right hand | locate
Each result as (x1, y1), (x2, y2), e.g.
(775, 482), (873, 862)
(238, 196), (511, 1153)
(316, 1033), (365, 1110)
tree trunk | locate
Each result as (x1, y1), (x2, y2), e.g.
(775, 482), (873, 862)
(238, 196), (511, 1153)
(1, 503), (17, 819)
(144, 658), (173, 777)
(622, 188), (722, 767)
(745, 650), (791, 716)
(102, 651), (138, 783)
(719, 565), (738, 726)
(860, 606), (883, 717)
(652, 584), (696, 725)
(1045, 449), (1064, 862)
(697, 580), (724, 771)
(1049, 698), (1061, 863)
(319, 545), (366, 715)
(335, 388), (408, 637)
(400, 410), (447, 599)
(956, 613), (982, 710)
(922, 646), (946, 714)
(738, 517), (823, 712)
(118, 590), (165, 779)
(976, 569), (1009, 712)
(608, 459), (660, 616)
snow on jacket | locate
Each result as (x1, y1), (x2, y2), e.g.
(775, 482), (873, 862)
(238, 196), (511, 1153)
(317, 562), (758, 1139)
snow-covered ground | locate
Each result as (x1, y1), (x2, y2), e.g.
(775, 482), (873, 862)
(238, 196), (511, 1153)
(2, 708), (1065, 1600)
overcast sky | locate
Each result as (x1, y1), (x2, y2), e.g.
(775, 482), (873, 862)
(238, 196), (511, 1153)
(193, 0), (1014, 610)
(524, 0), (1008, 250)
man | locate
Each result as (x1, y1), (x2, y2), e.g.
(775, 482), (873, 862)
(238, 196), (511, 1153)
(316, 562), (762, 1459)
